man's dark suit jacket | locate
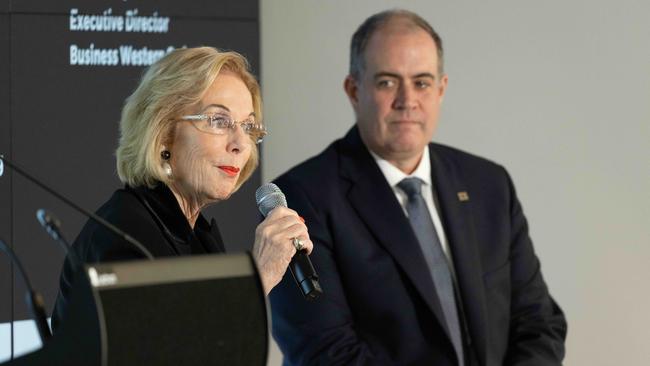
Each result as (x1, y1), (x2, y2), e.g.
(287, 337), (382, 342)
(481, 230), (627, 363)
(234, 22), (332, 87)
(270, 127), (567, 365)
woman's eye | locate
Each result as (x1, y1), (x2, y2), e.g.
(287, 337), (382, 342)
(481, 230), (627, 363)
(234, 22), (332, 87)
(209, 116), (231, 128)
(240, 122), (257, 132)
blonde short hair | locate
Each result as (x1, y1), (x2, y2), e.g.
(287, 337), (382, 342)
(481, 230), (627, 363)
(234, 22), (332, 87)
(116, 47), (262, 192)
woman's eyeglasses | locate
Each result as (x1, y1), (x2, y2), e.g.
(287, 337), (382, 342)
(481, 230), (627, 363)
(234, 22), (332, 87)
(180, 114), (267, 144)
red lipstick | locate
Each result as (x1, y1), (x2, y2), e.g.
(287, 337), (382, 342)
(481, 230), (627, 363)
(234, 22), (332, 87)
(218, 166), (240, 177)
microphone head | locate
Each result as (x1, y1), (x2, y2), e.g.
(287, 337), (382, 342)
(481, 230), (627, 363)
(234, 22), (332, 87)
(36, 209), (48, 227)
(255, 183), (287, 217)
(36, 209), (61, 230)
(36, 209), (63, 242)
(0, 155), (4, 177)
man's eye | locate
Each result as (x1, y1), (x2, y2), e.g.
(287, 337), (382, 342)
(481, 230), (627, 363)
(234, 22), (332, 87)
(414, 80), (431, 89)
(377, 79), (395, 88)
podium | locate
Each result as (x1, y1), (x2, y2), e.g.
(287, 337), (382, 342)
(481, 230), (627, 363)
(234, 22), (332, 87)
(5, 253), (269, 366)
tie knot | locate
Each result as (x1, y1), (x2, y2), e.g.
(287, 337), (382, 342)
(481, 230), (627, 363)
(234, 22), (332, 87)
(397, 177), (425, 198)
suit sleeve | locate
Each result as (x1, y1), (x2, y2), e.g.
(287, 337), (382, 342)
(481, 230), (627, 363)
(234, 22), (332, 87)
(269, 175), (390, 366)
(504, 170), (568, 365)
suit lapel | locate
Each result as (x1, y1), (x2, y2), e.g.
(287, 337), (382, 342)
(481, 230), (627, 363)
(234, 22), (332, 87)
(430, 145), (488, 365)
(338, 128), (451, 340)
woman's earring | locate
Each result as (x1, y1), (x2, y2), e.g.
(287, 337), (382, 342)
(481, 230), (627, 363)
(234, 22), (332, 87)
(161, 150), (172, 177)
(163, 162), (172, 177)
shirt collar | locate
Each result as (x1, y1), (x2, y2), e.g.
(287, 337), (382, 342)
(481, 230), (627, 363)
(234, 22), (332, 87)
(369, 145), (432, 188)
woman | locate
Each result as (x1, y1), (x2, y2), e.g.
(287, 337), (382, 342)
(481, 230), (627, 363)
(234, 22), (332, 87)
(52, 47), (312, 329)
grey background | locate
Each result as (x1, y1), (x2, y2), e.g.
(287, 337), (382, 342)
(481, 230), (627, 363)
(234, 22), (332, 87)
(1, 0), (261, 360)
(260, 1), (649, 365)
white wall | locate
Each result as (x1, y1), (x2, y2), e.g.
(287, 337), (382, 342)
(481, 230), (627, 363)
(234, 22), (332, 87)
(261, 1), (650, 365)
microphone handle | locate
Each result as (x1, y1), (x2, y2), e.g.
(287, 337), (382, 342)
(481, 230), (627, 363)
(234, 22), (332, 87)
(288, 249), (323, 301)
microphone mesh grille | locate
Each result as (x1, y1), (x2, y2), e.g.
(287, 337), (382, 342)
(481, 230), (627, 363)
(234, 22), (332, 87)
(255, 183), (287, 217)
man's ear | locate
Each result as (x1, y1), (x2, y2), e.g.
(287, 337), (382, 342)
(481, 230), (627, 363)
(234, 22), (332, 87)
(438, 73), (449, 104)
(344, 75), (360, 108)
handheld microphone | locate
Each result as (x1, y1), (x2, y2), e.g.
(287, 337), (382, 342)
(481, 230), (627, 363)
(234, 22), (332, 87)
(0, 154), (154, 260)
(256, 183), (323, 301)
(0, 238), (52, 343)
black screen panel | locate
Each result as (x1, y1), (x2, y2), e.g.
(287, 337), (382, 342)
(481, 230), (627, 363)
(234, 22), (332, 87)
(2, 1), (260, 324)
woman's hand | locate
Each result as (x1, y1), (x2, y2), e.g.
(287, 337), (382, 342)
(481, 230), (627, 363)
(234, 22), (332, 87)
(252, 207), (313, 295)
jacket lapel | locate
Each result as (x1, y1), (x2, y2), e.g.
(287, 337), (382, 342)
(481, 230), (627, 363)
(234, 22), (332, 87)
(338, 128), (451, 340)
(430, 145), (488, 365)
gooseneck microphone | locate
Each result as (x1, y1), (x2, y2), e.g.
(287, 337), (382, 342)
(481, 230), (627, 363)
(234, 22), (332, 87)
(256, 183), (323, 301)
(0, 154), (154, 259)
(0, 238), (52, 343)
(36, 208), (71, 253)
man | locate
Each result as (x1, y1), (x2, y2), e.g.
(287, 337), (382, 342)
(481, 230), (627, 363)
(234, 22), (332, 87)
(269, 9), (567, 366)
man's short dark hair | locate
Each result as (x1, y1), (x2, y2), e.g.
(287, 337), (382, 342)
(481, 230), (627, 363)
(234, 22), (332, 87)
(349, 9), (444, 79)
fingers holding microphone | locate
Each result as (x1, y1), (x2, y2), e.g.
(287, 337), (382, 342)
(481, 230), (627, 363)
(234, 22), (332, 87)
(252, 206), (313, 295)
(255, 182), (322, 300)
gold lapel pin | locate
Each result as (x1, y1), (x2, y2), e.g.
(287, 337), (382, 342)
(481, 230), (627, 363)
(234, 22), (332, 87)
(457, 191), (469, 202)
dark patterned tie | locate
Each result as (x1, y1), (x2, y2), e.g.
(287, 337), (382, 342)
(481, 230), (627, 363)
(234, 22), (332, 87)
(398, 177), (464, 366)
